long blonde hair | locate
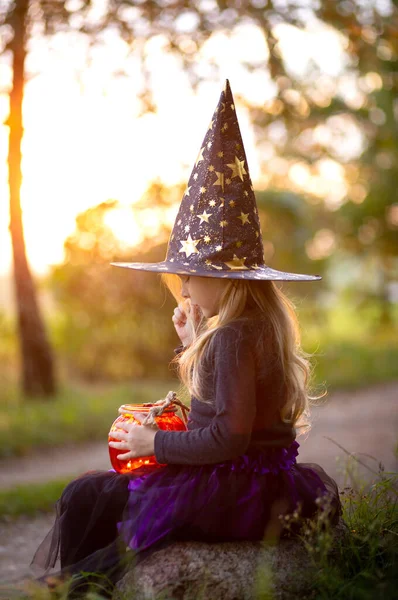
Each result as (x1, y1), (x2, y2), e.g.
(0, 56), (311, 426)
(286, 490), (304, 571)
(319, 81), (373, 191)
(161, 273), (326, 435)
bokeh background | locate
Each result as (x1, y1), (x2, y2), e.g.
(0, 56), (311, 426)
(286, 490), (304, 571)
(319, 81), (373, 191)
(0, 1), (397, 472)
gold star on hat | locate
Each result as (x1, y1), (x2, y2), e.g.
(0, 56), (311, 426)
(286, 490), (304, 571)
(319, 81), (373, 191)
(179, 234), (200, 258)
(224, 255), (249, 270)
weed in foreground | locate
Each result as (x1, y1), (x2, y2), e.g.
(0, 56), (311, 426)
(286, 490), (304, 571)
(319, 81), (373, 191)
(274, 442), (398, 600)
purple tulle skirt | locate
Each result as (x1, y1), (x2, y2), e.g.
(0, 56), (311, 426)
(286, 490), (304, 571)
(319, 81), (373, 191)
(31, 440), (342, 595)
(117, 440), (341, 553)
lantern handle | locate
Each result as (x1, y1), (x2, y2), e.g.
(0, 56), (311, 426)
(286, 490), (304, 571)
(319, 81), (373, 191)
(142, 391), (190, 426)
(118, 391), (190, 426)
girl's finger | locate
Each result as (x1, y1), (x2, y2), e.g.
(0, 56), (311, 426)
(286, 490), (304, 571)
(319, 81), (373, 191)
(109, 430), (127, 440)
(172, 315), (184, 325)
(172, 316), (186, 329)
(109, 441), (128, 450)
(117, 451), (134, 461)
(174, 309), (186, 323)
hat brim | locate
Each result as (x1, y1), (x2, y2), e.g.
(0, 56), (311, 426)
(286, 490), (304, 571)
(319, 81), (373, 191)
(111, 261), (322, 281)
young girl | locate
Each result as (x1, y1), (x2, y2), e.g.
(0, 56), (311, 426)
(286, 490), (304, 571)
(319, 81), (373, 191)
(32, 80), (342, 596)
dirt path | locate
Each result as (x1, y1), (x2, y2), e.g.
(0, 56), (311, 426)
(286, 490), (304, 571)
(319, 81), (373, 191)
(0, 381), (397, 587)
(0, 514), (56, 595)
(0, 442), (111, 489)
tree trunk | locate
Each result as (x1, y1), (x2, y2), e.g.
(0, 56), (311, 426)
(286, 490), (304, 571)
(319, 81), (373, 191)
(7, 0), (56, 397)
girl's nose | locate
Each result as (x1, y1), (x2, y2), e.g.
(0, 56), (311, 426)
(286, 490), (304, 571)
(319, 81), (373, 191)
(181, 283), (189, 298)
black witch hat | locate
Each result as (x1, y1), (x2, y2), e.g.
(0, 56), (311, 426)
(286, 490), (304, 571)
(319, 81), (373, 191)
(112, 80), (321, 281)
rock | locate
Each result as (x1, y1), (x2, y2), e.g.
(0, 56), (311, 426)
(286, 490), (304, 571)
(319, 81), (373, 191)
(116, 519), (348, 600)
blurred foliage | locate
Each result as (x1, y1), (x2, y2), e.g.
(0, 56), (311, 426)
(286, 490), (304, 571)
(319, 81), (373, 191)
(256, 190), (329, 299)
(47, 200), (179, 380)
(305, 335), (398, 391)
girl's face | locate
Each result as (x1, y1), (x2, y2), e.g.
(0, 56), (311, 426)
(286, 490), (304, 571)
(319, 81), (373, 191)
(178, 275), (228, 318)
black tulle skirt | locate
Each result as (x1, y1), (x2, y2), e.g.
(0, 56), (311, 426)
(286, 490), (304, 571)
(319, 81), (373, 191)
(31, 440), (342, 597)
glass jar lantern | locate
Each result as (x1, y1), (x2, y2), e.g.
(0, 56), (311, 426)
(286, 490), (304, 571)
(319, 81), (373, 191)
(109, 400), (188, 474)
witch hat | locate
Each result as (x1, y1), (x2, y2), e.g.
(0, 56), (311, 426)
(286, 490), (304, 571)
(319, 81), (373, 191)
(112, 80), (321, 281)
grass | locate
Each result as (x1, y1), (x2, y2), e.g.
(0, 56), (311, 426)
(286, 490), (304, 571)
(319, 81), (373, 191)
(306, 465), (397, 599)
(0, 379), (178, 459)
(0, 479), (70, 519)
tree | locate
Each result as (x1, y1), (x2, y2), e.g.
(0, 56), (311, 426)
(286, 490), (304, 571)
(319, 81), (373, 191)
(1, 0), (93, 396)
(4, 0), (56, 396)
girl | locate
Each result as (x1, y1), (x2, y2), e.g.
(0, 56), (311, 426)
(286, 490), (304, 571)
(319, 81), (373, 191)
(32, 80), (342, 596)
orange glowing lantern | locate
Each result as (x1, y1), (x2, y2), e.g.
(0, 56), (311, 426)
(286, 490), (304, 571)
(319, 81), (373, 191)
(108, 393), (189, 474)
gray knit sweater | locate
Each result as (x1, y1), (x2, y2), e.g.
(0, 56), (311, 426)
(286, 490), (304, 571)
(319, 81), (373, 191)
(154, 310), (296, 466)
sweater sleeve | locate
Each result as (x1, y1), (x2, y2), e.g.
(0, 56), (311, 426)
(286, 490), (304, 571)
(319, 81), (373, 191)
(155, 324), (257, 465)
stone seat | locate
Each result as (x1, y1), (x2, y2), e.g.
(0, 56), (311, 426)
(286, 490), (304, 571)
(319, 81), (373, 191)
(116, 518), (347, 600)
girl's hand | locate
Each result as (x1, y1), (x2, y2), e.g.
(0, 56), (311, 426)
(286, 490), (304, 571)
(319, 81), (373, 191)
(108, 418), (158, 460)
(172, 300), (202, 347)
